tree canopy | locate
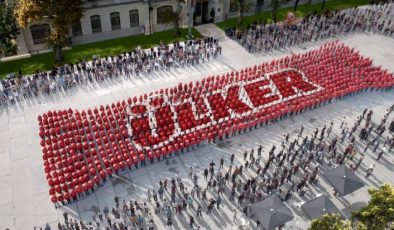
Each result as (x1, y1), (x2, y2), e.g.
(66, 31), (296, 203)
(310, 184), (394, 230)
(14, 0), (84, 61)
(159, 0), (185, 35)
(0, 3), (19, 57)
(230, 0), (253, 24)
(352, 183), (394, 230)
(271, 0), (292, 23)
(309, 213), (352, 230)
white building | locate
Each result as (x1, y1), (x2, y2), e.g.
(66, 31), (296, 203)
(10, 0), (249, 54)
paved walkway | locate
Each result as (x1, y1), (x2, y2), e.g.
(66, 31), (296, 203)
(1, 24), (394, 229)
(196, 24), (258, 70)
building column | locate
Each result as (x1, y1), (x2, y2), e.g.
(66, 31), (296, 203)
(15, 30), (29, 55)
(144, 1), (153, 35)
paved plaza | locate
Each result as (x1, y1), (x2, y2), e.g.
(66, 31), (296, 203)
(1, 24), (394, 229)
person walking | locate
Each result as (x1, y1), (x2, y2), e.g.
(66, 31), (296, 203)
(377, 148), (385, 161)
(103, 206), (109, 219)
(207, 179), (212, 190)
(362, 108), (368, 119)
(202, 188), (207, 201)
(164, 178), (168, 190)
(232, 209), (237, 223)
(45, 223), (51, 230)
(350, 149), (357, 161)
(167, 217), (173, 227)
(187, 196), (193, 209)
(258, 145), (263, 155)
(299, 185), (307, 197)
(216, 196), (222, 209)
(389, 119), (394, 134)
(63, 212), (68, 225)
(373, 141), (380, 153)
(193, 173), (198, 186)
(196, 205), (202, 217)
(340, 128), (347, 143)
(299, 125), (304, 137)
(158, 186), (164, 200)
(152, 190), (157, 202)
(147, 190), (152, 202)
(365, 164), (375, 178)
(238, 193), (244, 205)
(340, 116), (346, 128)
(204, 168), (208, 180)
(189, 215), (195, 228)
(207, 203), (213, 214)
(114, 196), (119, 208)
(220, 158), (224, 169)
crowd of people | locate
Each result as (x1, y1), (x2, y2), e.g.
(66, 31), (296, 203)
(227, 1), (394, 53)
(37, 38), (394, 208)
(44, 102), (394, 230)
(0, 37), (222, 106)
(27, 2), (394, 229)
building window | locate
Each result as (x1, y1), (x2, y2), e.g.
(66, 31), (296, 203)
(90, 15), (102, 33)
(110, 12), (121, 30)
(157, 5), (173, 24)
(72, 21), (83, 36)
(30, 24), (50, 44)
(129, 9), (139, 27)
(229, 1), (239, 13)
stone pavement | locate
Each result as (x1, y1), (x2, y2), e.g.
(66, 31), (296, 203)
(1, 25), (394, 229)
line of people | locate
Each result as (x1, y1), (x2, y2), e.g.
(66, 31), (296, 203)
(227, 2), (394, 53)
(0, 37), (222, 106)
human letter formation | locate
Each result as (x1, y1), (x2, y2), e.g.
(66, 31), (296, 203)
(38, 41), (394, 204)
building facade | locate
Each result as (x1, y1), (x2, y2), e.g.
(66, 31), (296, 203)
(11, 0), (249, 54)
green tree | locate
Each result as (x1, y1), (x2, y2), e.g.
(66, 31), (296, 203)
(0, 3), (19, 57)
(271, 0), (291, 23)
(352, 184), (394, 230)
(309, 213), (352, 230)
(173, 0), (184, 35)
(160, 0), (185, 36)
(230, 0), (253, 25)
(14, 0), (84, 62)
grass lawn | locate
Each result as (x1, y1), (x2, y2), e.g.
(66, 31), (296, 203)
(0, 28), (201, 78)
(216, 0), (371, 29)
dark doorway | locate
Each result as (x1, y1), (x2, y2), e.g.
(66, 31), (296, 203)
(193, 0), (209, 25)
